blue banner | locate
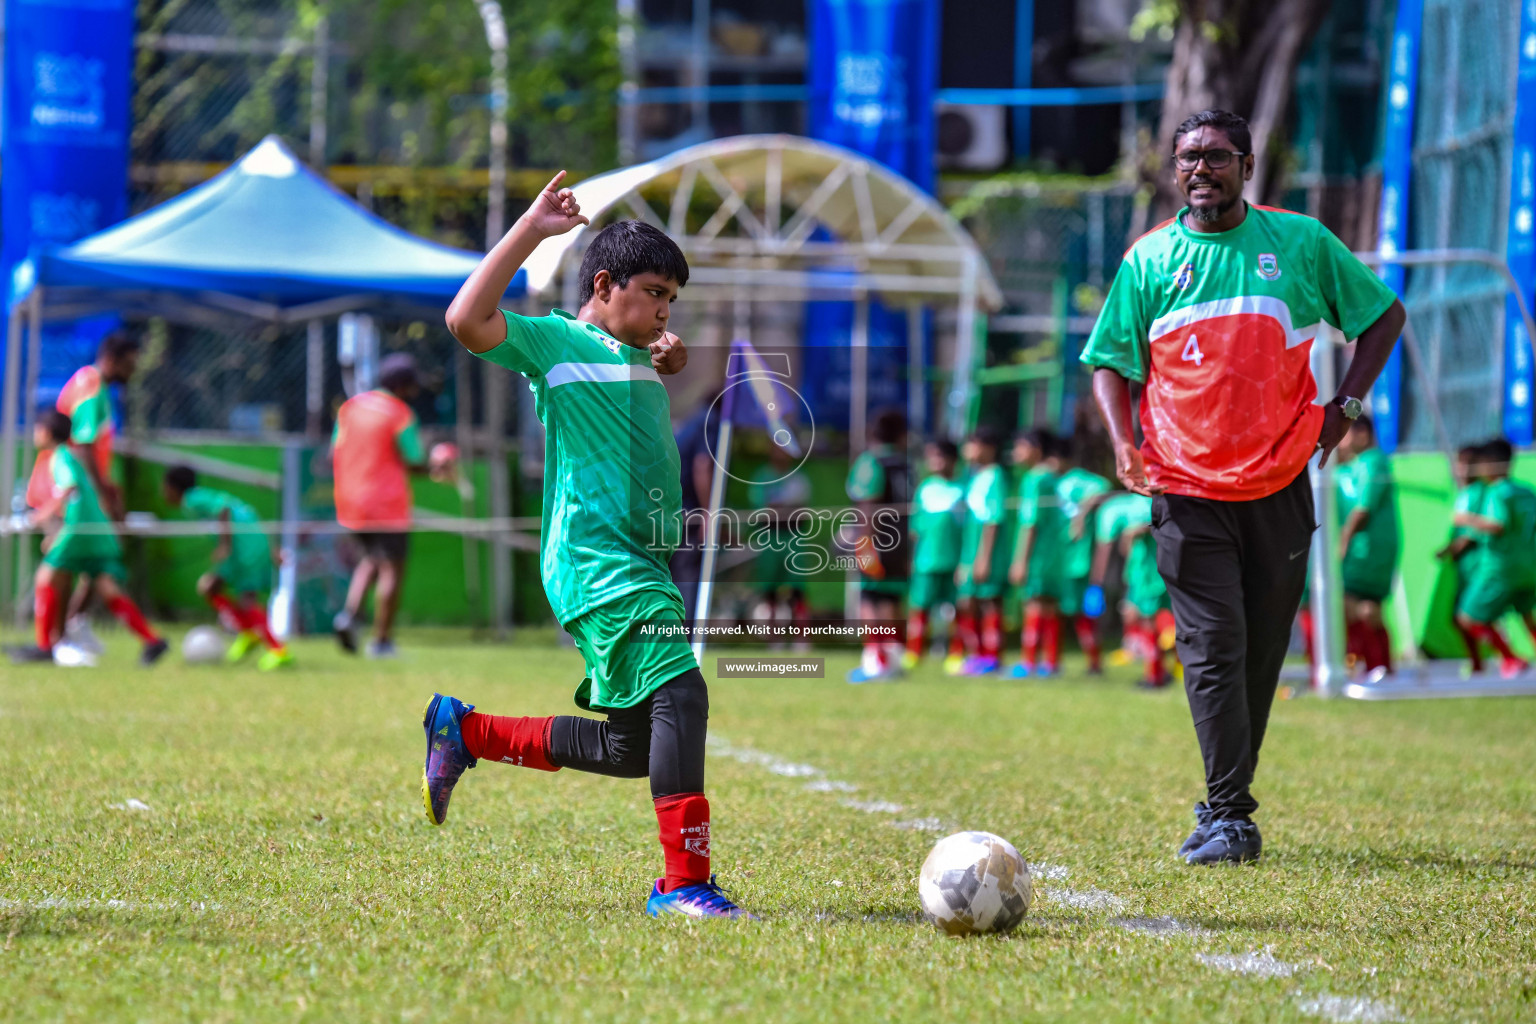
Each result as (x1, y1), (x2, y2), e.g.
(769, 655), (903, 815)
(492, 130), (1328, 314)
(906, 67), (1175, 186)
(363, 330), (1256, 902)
(1503, 0), (1536, 445)
(807, 0), (940, 192)
(1371, 0), (1421, 454)
(2, 0), (135, 407)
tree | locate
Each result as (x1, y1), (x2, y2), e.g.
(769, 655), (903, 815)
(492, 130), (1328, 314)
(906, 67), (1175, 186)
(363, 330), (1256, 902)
(1138, 0), (1333, 218)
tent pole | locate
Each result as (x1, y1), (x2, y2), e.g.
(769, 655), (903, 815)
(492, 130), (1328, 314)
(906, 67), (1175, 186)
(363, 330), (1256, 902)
(484, 356), (512, 636)
(455, 346), (483, 629)
(14, 290), (43, 630)
(946, 255), (980, 439)
(848, 293), (869, 624)
(0, 300), (24, 622)
(305, 319), (325, 439)
(907, 297), (924, 454)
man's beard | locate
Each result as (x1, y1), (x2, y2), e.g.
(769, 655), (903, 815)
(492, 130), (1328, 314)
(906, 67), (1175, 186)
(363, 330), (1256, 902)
(1187, 192), (1239, 223)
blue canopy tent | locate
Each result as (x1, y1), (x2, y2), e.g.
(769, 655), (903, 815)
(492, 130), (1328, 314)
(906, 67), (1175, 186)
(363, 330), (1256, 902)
(1, 134), (520, 626)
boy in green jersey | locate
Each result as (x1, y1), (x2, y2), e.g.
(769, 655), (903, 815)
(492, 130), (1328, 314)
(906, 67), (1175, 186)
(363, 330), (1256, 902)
(425, 174), (751, 918)
(1333, 417), (1400, 674)
(1054, 436), (1111, 674)
(1449, 440), (1533, 677)
(7, 411), (167, 667)
(162, 466), (292, 671)
(952, 426), (1011, 675)
(903, 438), (964, 668)
(1436, 445), (1488, 669)
(1009, 429), (1066, 677)
(1091, 491), (1176, 688)
(845, 408), (912, 683)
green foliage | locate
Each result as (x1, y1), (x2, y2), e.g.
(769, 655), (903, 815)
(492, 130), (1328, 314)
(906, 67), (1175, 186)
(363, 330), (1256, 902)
(3, 632), (1534, 1021)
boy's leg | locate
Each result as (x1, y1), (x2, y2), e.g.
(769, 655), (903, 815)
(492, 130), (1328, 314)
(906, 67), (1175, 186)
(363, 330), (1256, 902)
(35, 565), (67, 652)
(95, 574), (168, 662)
(373, 555), (404, 645)
(1041, 599), (1061, 672)
(1019, 601), (1041, 668)
(1073, 610), (1102, 673)
(337, 553), (375, 653)
(643, 669), (711, 893)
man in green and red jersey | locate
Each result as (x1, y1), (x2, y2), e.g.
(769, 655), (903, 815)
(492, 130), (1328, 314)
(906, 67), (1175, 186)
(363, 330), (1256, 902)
(1333, 416), (1400, 674)
(1083, 109), (1405, 866)
(330, 353), (428, 658)
(425, 173), (752, 918)
(1054, 435), (1112, 673)
(846, 408), (912, 684)
(7, 411), (167, 666)
(1008, 428), (1065, 677)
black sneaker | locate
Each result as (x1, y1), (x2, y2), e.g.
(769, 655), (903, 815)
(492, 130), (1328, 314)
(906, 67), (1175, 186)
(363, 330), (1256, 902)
(140, 638), (170, 666)
(1185, 818), (1262, 865)
(333, 611), (358, 654)
(7, 644), (55, 665)
(1177, 801), (1215, 858)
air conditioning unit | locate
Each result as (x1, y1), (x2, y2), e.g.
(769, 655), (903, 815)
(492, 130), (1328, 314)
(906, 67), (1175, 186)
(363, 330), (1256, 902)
(936, 103), (1009, 171)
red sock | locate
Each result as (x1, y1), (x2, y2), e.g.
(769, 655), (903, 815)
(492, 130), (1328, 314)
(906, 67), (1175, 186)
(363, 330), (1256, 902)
(1298, 609), (1315, 669)
(1143, 647), (1167, 684)
(654, 792), (711, 893)
(1020, 607), (1041, 664)
(1458, 622), (1485, 672)
(980, 607), (1002, 659)
(906, 609), (928, 658)
(951, 610), (976, 657)
(1345, 619), (1366, 666)
(207, 592), (243, 633)
(238, 601), (284, 652)
(460, 712), (559, 771)
(1469, 623), (1519, 662)
(35, 581), (62, 651)
(1074, 614), (1100, 671)
(107, 595), (159, 644)
(861, 642), (887, 669)
(1043, 613), (1061, 668)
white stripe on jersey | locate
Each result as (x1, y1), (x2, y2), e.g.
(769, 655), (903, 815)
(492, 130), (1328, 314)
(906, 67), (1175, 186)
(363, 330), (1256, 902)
(1148, 295), (1321, 350)
(545, 362), (664, 388)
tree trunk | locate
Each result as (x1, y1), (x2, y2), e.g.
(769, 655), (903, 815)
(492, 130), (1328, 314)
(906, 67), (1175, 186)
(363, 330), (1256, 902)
(1145, 0), (1333, 223)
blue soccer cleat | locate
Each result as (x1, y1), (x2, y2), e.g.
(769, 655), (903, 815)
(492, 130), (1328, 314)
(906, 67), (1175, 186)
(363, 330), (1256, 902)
(1177, 802), (1215, 858)
(961, 655), (999, 676)
(421, 693), (476, 826)
(1185, 818), (1262, 866)
(1036, 662), (1060, 678)
(1008, 661), (1034, 679)
(646, 875), (757, 920)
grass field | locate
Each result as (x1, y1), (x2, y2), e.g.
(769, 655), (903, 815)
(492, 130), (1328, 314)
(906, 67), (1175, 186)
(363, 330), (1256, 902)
(2, 628), (1533, 1022)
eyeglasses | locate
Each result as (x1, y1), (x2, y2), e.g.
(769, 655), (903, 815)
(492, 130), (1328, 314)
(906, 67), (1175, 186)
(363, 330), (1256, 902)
(1172, 148), (1248, 171)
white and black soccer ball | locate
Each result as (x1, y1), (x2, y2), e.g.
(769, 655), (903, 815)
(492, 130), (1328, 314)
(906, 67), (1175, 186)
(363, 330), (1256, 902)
(181, 625), (228, 664)
(919, 830), (1032, 935)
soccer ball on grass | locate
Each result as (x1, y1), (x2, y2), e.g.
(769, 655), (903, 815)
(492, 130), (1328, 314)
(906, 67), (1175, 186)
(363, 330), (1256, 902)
(182, 625), (229, 664)
(918, 830), (1032, 935)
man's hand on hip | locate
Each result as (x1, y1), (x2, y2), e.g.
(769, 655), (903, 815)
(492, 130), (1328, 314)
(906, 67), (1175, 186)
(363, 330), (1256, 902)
(1114, 442), (1164, 496)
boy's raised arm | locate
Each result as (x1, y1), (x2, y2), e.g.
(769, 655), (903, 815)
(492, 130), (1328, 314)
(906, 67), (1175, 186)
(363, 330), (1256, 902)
(446, 171), (589, 354)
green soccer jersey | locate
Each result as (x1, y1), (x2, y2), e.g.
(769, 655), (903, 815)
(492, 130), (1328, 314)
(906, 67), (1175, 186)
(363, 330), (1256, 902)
(182, 486), (267, 566)
(1471, 479), (1536, 590)
(1081, 204), (1398, 502)
(911, 474), (964, 573)
(48, 445), (121, 561)
(845, 449), (888, 502)
(1335, 447), (1400, 595)
(479, 309), (683, 624)
(1507, 481), (1536, 587)
(959, 463), (1010, 572)
(1453, 481), (1489, 581)
(1055, 467), (1111, 580)
(1016, 464), (1065, 573)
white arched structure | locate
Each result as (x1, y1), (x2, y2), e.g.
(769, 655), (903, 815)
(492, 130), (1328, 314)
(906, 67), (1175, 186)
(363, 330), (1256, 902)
(521, 134), (1003, 439)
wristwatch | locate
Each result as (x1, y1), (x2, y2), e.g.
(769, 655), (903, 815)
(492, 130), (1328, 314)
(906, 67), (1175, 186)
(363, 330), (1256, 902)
(1332, 396), (1365, 420)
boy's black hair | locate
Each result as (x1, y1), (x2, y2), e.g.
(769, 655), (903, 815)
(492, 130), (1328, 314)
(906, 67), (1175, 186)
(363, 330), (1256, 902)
(1480, 437), (1514, 466)
(926, 438), (959, 461)
(98, 330), (141, 361)
(1017, 427), (1057, 454)
(578, 220), (690, 307)
(39, 409), (71, 443)
(1172, 109), (1252, 155)
(1347, 414), (1376, 438)
(165, 464), (197, 494)
(969, 425), (1004, 453)
(871, 407), (907, 445)
(1052, 432), (1078, 460)
(379, 353), (420, 394)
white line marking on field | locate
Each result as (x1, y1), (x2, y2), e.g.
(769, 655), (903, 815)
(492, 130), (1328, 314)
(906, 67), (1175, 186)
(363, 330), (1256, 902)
(1196, 947), (1303, 979)
(1114, 915), (1213, 938)
(108, 798), (152, 812)
(0, 897), (216, 911)
(1028, 862), (1071, 882)
(888, 817), (948, 832)
(1039, 887), (1129, 913)
(804, 779), (857, 793)
(842, 799), (904, 814)
(1293, 993), (1402, 1023)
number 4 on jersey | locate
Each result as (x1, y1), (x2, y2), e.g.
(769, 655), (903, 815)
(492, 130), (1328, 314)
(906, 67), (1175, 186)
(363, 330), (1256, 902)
(1181, 333), (1204, 366)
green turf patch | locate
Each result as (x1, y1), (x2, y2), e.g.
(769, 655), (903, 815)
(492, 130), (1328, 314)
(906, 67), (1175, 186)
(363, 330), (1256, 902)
(2, 629), (1533, 1021)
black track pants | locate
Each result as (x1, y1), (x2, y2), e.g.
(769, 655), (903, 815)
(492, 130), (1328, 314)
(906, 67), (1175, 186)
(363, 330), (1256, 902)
(546, 668), (708, 799)
(1152, 470), (1315, 822)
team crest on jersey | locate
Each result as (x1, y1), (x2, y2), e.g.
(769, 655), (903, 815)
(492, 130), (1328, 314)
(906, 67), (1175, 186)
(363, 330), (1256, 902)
(1256, 253), (1282, 280)
(1172, 262), (1195, 290)
(599, 335), (623, 356)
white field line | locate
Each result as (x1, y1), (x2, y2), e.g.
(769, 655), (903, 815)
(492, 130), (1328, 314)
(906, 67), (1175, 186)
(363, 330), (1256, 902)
(0, 897), (217, 911)
(841, 799), (904, 814)
(109, 798), (152, 812)
(1196, 947), (1304, 979)
(1293, 993), (1403, 1023)
(1114, 915), (1214, 939)
(1039, 887), (1128, 913)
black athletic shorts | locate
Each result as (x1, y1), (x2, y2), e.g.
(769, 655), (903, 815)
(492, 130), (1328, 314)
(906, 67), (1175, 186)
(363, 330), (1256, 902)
(353, 530), (409, 563)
